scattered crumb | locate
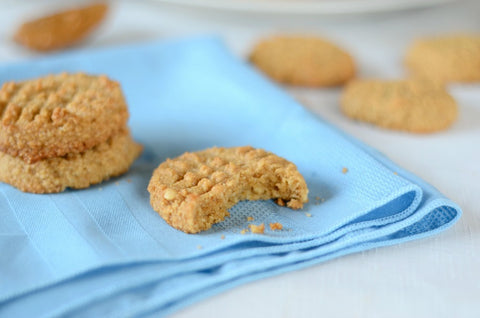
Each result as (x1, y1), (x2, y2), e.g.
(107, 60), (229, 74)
(342, 167), (348, 174)
(269, 222), (283, 231)
(305, 212), (312, 217)
(393, 171), (398, 175)
(197, 245), (203, 250)
(115, 181), (119, 186)
(240, 229), (248, 235)
(98, 187), (103, 191)
(220, 235), (225, 240)
(249, 223), (265, 234)
(127, 179), (132, 183)
(314, 196), (326, 205)
(276, 198), (285, 206)
(246, 216), (254, 222)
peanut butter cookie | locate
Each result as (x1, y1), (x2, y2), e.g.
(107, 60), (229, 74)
(405, 34), (480, 83)
(148, 146), (309, 233)
(0, 73), (128, 163)
(250, 35), (355, 87)
(340, 79), (458, 133)
(0, 128), (142, 194)
(14, 3), (108, 52)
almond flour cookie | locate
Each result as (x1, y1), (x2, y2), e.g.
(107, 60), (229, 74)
(405, 34), (480, 83)
(340, 79), (458, 133)
(0, 129), (142, 193)
(148, 146), (309, 233)
(14, 3), (108, 52)
(0, 73), (128, 163)
(249, 35), (355, 87)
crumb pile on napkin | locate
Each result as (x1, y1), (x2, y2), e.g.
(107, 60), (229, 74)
(0, 37), (461, 317)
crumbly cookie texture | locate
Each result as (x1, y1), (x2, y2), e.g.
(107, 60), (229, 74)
(148, 146), (309, 234)
(250, 35), (355, 87)
(340, 79), (458, 133)
(14, 3), (108, 52)
(0, 129), (142, 194)
(405, 34), (480, 83)
(0, 73), (128, 163)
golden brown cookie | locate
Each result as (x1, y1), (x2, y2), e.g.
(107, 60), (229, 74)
(0, 73), (128, 163)
(14, 3), (108, 52)
(148, 146), (309, 233)
(405, 34), (480, 83)
(340, 79), (458, 133)
(249, 35), (355, 87)
(0, 128), (142, 194)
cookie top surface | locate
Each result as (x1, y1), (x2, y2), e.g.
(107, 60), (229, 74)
(148, 146), (309, 233)
(14, 3), (108, 52)
(0, 73), (129, 163)
(405, 34), (480, 83)
(250, 35), (355, 87)
(340, 79), (458, 133)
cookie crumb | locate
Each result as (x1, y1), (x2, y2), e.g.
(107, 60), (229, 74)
(305, 212), (312, 217)
(240, 229), (248, 235)
(197, 245), (203, 250)
(393, 171), (398, 175)
(163, 189), (177, 200)
(276, 198), (285, 206)
(269, 222), (283, 231)
(98, 187), (103, 191)
(342, 167), (348, 174)
(127, 179), (132, 183)
(115, 181), (119, 186)
(249, 223), (265, 234)
(220, 235), (225, 240)
(246, 216), (254, 222)
(315, 196), (321, 201)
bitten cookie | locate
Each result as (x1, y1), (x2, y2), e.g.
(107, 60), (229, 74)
(148, 146), (309, 233)
(250, 35), (355, 87)
(340, 79), (458, 133)
(405, 34), (480, 83)
(0, 129), (142, 194)
(14, 3), (108, 52)
(0, 73), (128, 163)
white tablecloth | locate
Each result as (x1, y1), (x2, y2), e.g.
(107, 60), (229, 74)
(0, 1), (479, 317)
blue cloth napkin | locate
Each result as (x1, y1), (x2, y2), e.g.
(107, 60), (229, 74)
(0, 36), (461, 317)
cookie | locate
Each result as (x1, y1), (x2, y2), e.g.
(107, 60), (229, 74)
(405, 34), (480, 83)
(14, 3), (108, 52)
(249, 35), (355, 87)
(0, 73), (128, 163)
(148, 146), (309, 233)
(340, 79), (458, 133)
(0, 128), (142, 193)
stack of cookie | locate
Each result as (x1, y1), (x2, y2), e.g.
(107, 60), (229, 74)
(0, 72), (142, 193)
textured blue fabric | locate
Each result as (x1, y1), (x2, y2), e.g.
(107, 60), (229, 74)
(0, 36), (461, 317)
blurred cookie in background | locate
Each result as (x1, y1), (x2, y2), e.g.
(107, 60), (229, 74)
(405, 34), (480, 83)
(250, 35), (356, 87)
(14, 2), (108, 52)
(340, 79), (458, 133)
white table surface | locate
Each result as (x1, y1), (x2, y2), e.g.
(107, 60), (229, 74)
(1, 1), (479, 317)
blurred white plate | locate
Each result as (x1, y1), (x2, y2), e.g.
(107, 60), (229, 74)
(151, 0), (460, 15)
